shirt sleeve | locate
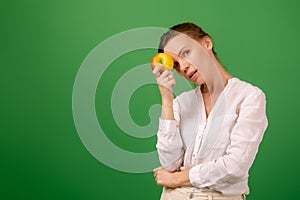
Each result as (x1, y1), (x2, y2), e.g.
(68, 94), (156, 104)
(156, 98), (184, 172)
(189, 91), (268, 190)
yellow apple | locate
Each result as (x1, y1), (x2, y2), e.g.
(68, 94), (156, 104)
(151, 53), (174, 70)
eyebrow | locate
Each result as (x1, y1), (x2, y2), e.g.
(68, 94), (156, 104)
(177, 47), (186, 56)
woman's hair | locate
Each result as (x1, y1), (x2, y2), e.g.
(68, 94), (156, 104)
(158, 22), (217, 56)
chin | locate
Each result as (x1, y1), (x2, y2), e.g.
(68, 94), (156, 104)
(195, 79), (204, 85)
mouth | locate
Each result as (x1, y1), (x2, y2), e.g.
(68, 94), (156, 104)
(188, 70), (198, 80)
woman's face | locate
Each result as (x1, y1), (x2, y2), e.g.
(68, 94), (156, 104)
(164, 34), (213, 85)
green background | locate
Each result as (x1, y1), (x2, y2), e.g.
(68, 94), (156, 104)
(1, 0), (299, 199)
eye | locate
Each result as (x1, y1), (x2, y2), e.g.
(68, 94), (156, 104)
(174, 61), (179, 68)
(182, 50), (190, 57)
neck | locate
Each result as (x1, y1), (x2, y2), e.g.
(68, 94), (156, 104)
(212, 55), (233, 87)
(200, 83), (209, 94)
(200, 55), (233, 95)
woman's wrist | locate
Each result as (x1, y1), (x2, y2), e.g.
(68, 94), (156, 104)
(173, 168), (192, 187)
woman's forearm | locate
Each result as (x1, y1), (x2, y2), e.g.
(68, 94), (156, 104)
(160, 98), (174, 120)
(174, 168), (192, 187)
(154, 167), (192, 188)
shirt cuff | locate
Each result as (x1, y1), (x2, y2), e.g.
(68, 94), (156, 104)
(189, 165), (202, 188)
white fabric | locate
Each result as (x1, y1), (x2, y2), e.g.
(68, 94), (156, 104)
(156, 77), (268, 195)
(160, 187), (244, 200)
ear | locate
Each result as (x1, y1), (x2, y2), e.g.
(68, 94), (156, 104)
(201, 36), (213, 51)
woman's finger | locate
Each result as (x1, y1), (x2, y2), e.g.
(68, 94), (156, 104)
(152, 65), (163, 78)
(153, 166), (163, 172)
(157, 70), (173, 83)
(170, 79), (176, 87)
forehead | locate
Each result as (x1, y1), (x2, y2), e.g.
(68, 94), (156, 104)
(164, 33), (199, 55)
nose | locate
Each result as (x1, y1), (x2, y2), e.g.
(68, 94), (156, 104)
(178, 58), (190, 74)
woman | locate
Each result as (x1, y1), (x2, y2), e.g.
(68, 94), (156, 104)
(152, 22), (268, 200)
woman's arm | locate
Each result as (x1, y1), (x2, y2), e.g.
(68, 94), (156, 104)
(154, 167), (192, 188)
(152, 65), (184, 172)
(156, 98), (184, 171)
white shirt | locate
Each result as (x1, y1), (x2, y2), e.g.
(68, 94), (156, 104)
(156, 77), (268, 195)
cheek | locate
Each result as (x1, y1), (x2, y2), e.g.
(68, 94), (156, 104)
(186, 45), (207, 65)
(189, 52), (201, 66)
(176, 69), (185, 78)
(175, 68), (184, 77)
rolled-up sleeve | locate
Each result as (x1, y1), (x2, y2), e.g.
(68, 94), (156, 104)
(189, 91), (268, 192)
(156, 99), (184, 171)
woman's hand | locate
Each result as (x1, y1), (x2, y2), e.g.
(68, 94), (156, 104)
(153, 167), (178, 188)
(152, 65), (176, 120)
(153, 167), (192, 188)
(152, 65), (176, 103)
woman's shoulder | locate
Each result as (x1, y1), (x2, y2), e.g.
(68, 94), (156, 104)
(228, 77), (266, 100)
(229, 77), (266, 95)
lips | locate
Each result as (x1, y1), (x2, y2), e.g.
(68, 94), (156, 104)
(188, 70), (198, 80)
